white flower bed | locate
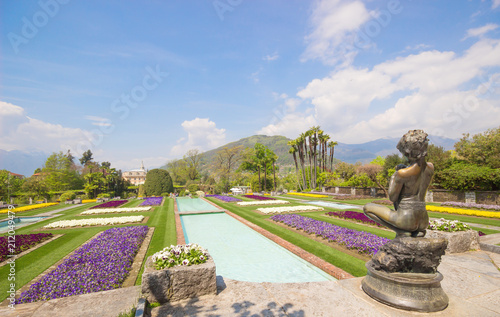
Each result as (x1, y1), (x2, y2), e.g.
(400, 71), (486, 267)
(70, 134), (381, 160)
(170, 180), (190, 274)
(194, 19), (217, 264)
(256, 205), (324, 214)
(81, 207), (152, 215)
(237, 200), (290, 206)
(44, 216), (145, 228)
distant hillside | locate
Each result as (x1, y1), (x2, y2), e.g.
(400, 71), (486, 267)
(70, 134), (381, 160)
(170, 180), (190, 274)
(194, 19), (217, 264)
(200, 135), (294, 167)
(161, 134), (458, 171)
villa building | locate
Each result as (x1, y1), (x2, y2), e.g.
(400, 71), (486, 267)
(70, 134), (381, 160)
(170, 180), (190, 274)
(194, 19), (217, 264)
(122, 161), (147, 185)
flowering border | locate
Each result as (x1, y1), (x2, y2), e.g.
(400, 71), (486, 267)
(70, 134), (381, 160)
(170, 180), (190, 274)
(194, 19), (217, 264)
(81, 207), (152, 215)
(43, 216), (145, 229)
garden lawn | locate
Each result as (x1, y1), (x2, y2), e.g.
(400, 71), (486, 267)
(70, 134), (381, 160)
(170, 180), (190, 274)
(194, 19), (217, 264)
(206, 197), (374, 277)
(135, 198), (176, 285)
(0, 198), (175, 302)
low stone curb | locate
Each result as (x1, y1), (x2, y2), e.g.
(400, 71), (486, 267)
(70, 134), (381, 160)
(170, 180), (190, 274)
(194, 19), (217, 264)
(123, 227), (155, 287)
(135, 298), (150, 317)
(480, 242), (500, 254)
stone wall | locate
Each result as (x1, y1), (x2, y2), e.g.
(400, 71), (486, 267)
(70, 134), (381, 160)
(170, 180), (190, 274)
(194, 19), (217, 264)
(325, 186), (500, 205)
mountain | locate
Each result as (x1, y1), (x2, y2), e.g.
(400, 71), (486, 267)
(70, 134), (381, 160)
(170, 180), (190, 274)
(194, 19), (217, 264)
(335, 135), (456, 164)
(200, 135), (294, 166)
(0, 149), (48, 177)
(162, 134), (458, 170)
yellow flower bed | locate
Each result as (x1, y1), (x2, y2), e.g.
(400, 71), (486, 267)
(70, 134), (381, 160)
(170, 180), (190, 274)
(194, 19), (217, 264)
(82, 199), (97, 203)
(287, 192), (329, 198)
(1, 202), (59, 214)
(426, 205), (500, 219)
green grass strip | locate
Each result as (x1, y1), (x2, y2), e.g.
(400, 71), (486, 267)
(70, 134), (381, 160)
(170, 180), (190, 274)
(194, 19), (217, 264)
(135, 198), (176, 285)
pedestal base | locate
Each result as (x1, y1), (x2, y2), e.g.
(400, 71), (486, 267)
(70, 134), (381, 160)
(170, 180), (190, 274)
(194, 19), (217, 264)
(362, 261), (448, 312)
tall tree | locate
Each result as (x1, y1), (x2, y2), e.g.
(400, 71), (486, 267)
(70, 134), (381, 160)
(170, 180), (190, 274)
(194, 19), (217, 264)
(43, 152), (83, 191)
(212, 146), (243, 192)
(144, 169), (174, 196)
(454, 127), (500, 169)
(183, 149), (202, 181)
(79, 149), (94, 166)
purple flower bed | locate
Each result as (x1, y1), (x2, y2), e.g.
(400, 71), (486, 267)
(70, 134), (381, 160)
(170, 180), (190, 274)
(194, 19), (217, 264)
(16, 226), (148, 304)
(139, 197), (163, 206)
(441, 201), (500, 211)
(0, 233), (53, 262)
(270, 214), (389, 256)
(243, 194), (276, 201)
(325, 211), (382, 227)
(89, 200), (128, 209)
(206, 195), (242, 202)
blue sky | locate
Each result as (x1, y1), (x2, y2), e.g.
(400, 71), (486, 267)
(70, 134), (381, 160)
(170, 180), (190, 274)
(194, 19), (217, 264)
(1, 0), (499, 171)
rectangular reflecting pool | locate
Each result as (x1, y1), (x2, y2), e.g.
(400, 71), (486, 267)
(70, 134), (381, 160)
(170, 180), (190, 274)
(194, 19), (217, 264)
(0, 216), (49, 233)
(176, 197), (220, 213)
(180, 212), (336, 283)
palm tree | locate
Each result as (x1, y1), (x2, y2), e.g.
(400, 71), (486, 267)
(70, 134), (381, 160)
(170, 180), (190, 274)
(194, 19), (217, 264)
(288, 140), (302, 191)
(328, 140), (338, 171)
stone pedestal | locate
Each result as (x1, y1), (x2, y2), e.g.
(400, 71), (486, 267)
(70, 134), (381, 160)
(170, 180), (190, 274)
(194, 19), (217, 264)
(141, 255), (217, 304)
(362, 261), (449, 312)
(426, 230), (479, 254)
(362, 237), (449, 312)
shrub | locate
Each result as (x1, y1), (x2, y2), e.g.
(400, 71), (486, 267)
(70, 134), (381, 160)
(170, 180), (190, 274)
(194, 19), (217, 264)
(59, 192), (77, 201)
(187, 184), (200, 193)
(144, 169), (174, 196)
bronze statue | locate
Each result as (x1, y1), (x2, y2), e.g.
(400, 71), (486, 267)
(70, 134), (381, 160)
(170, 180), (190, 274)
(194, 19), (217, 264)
(364, 130), (433, 238)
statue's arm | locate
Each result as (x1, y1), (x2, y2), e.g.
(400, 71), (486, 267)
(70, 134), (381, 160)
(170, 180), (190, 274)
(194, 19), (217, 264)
(388, 172), (403, 202)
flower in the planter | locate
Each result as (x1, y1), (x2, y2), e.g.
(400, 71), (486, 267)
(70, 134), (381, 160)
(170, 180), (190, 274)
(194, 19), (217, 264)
(200, 255), (205, 261)
(182, 259), (189, 266)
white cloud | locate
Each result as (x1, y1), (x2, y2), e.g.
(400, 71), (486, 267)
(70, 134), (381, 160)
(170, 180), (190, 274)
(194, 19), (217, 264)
(462, 23), (499, 40)
(263, 53), (280, 61)
(170, 118), (226, 157)
(301, 0), (374, 65)
(85, 115), (113, 127)
(262, 38), (500, 143)
(493, 0), (500, 9)
(258, 112), (317, 138)
(0, 101), (93, 153)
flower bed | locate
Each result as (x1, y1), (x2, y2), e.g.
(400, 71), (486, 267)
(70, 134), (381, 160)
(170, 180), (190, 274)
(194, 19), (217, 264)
(256, 205), (324, 214)
(139, 197), (163, 206)
(426, 205), (500, 219)
(237, 200), (290, 206)
(243, 194), (276, 201)
(89, 200), (128, 209)
(151, 243), (209, 269)
(287, 192), (328, 198)
(81, 207), (151, 215)
(43, 216), (144, 228)
(441, 201), (500, 211)
(309, 192), (369, 200)
(82, 199), (97, 203)
(206, 195), (242, 202)
(1, 203), (59, 214)
(428, 218), (470, 232)
(16, 226), (148, 303)
(0, 233), (53, 262)
(325, 211), (382, 227)
(270, 214), (389, 256)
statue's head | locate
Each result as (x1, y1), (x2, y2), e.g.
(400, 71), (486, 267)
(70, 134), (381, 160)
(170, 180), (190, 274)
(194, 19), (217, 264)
(396, 130), (429, 161)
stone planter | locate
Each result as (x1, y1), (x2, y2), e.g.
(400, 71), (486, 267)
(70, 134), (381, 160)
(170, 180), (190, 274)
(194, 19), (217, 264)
(141, 255), (217, 304)
(426, 230), (479, 254)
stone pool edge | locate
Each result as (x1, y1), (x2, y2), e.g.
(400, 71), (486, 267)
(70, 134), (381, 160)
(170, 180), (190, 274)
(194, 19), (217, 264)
(175, 197), (354, 281)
